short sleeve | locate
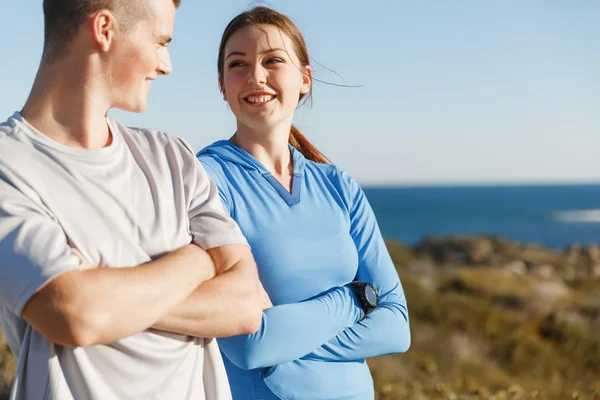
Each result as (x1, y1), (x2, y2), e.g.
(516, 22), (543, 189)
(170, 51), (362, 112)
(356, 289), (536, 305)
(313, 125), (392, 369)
(175, 138), (247, 250)
(0, 178), (83, 316)
(197, 157), (232, 216)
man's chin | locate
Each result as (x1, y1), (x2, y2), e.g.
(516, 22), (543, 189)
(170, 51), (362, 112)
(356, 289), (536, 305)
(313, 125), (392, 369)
(114, 102), (148, 114)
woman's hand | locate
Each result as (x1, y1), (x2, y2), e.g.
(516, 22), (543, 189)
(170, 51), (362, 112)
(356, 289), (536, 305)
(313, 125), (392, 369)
(259, 281), (273, 310)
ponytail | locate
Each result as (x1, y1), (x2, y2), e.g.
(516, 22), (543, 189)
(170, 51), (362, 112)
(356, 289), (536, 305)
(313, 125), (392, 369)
(289, 125), (329, 164)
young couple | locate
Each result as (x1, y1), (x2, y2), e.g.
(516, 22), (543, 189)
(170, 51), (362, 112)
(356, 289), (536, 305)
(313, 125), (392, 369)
(0, 1), (410, 399)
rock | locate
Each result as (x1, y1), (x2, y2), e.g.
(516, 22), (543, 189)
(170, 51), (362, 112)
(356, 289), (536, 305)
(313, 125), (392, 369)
(583, 245), (600, 278)
(414, 235), (469, 265)
(467, 237), (494, 264)
(533, 280), (571, 300)
(530, 264), (556, 279)
(539, 310), (591, 345)
(491, 237), (523, 260)
(556, 310), (589, 331)
(414, 235), (496, 266)
(415, 274), (437, 292)
(528, 280), (571, 314)
(584, 245), (600, 263)
(563, 266), (577, 281)
(414, 235), (567, 273)
(502, 260), (527, 276)
(563, 244), (582, 265)
(448, 333), (486, 364)
(519, 244), (561, 268)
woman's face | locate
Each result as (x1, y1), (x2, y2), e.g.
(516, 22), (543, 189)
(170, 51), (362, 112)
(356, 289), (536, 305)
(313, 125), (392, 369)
(220, 24), (312, 133)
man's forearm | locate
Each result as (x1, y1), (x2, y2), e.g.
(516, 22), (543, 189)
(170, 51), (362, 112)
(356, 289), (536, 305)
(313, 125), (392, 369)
(23, 244), (216, 347)
(153, 258), (264, 338)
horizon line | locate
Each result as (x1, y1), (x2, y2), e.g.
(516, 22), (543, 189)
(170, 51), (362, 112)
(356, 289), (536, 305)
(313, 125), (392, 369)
(359, 180), (600, 188)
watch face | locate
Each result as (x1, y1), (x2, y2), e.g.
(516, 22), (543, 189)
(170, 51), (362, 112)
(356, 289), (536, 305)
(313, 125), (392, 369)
(365, 286), (378, 306)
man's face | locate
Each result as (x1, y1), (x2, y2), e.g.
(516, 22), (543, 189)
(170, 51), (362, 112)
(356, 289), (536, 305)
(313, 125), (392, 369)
(107, 0), (175, 113)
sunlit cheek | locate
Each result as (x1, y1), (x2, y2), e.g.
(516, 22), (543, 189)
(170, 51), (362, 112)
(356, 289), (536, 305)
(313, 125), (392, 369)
(224, 76), (244, 99)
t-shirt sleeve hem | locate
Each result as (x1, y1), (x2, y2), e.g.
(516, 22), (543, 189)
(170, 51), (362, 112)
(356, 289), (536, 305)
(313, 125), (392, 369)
(13, 267), (82, 317)
(193, 235), (250, 251)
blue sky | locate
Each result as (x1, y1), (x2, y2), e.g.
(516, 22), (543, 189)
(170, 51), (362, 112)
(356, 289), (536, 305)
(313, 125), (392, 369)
(1, 1), (598, 185)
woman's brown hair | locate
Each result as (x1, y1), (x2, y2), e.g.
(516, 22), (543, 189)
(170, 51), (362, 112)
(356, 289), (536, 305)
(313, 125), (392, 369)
(217, 6), (329, 164)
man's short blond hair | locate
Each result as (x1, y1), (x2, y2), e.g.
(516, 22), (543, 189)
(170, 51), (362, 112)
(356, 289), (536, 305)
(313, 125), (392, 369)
(42, 0), (181, 62)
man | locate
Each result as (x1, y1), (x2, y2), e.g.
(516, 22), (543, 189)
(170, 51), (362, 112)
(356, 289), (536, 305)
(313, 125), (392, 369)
(0, 0), (268, 399)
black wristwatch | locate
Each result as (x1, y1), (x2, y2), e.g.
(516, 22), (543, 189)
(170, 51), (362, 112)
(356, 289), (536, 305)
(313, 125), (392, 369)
(347, 281), (379, 317)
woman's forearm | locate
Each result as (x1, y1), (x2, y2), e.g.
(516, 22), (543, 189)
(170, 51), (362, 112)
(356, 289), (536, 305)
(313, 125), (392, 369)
(218, 285), (364, 370)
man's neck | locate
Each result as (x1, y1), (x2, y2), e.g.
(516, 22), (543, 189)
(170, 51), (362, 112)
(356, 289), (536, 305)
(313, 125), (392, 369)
(20, 60), (112, 150)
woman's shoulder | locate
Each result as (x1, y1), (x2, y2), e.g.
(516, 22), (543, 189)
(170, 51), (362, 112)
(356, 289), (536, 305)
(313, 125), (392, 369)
(196, 140), (230, 161)
(194, 142), (234, 191)
(305, 160), (359, 191)
(304, 161), (365, 213)
(196, 141), (232, 172)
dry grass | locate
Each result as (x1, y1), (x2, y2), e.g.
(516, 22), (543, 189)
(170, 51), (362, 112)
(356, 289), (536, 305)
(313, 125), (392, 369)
(1, 240), (599, 400)
(371, 242), (600, 399)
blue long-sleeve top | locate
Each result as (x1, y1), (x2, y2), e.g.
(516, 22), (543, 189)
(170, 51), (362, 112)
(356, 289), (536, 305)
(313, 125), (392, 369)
(197, 141), (410, 400)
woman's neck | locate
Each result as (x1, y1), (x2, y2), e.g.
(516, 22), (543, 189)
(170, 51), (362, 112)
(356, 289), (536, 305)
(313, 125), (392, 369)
(231, 122), (294, 190)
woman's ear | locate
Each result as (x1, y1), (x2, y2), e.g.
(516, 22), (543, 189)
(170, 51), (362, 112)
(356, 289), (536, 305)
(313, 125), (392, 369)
(300, 65), (312, 95)
(219, 76), (227, 100)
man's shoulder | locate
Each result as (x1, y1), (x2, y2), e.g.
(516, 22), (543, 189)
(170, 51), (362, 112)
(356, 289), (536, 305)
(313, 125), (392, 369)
(109, 118), (192, 154)
(112, 119), (173, 145)
(0, 114), (20, 144)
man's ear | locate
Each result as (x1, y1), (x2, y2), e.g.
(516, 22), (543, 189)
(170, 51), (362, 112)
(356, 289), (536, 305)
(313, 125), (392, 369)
(91, 10), (118, 52)
(300, 65), (312, 95)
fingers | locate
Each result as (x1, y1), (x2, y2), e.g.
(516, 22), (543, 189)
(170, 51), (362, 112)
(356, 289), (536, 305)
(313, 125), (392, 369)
(259, 282), (273, 310)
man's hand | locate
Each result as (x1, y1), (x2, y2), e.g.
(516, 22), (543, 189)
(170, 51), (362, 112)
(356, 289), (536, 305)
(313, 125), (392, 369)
(153, 244), (265, 337)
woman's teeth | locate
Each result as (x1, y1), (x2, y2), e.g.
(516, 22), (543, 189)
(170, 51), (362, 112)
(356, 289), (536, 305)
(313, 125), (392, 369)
(246, 95), (274, 104)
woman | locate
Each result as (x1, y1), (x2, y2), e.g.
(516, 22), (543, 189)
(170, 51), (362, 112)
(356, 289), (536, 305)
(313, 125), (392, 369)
(197, 7), (410, 400)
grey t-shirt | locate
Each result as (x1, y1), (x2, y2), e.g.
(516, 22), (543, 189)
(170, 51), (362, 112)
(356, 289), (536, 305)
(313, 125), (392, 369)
(0, 112), (246, 400)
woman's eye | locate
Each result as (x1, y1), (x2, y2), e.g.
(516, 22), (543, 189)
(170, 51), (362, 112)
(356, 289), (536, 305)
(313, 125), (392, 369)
(228, 61), (245, 68)
(267, 58), (284, 64)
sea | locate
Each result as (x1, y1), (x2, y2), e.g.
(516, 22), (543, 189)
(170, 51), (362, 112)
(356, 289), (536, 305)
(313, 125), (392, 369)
(363, 184), (600, 250)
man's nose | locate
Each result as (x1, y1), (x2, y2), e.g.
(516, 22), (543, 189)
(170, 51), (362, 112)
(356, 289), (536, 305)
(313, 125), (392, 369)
(157, 49), (173, 76)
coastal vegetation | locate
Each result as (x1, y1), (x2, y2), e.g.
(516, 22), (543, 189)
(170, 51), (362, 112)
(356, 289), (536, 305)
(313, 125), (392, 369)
(2, 236), (599, 399)
(371, 236), (600, 399)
